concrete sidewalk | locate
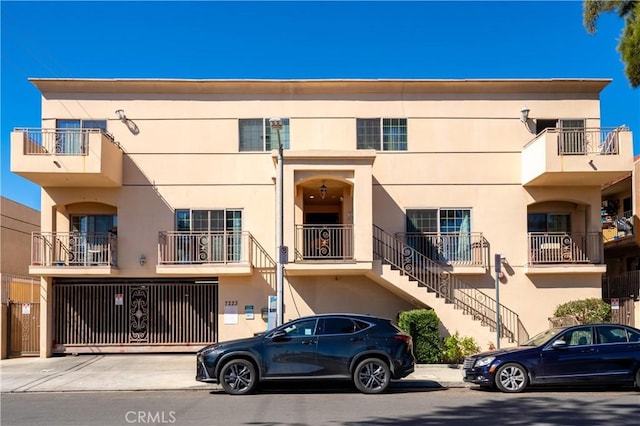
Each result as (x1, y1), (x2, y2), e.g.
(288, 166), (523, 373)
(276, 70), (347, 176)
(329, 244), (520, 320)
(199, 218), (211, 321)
(0, 354), (467, 393)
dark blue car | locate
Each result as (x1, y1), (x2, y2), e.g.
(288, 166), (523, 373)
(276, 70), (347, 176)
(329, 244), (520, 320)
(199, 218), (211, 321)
(196, 313), (415, 395)
(463, 323), (640, 392)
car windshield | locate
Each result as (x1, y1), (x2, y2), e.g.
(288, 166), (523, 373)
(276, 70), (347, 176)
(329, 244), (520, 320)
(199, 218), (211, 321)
(521, 328), (564, 346)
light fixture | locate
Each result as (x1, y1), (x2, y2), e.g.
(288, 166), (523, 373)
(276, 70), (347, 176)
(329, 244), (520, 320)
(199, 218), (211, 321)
(139, 254), (146, 266)
(115, 109), (127, 122)
(520, 106), (530, 123)
(319, 181), (327, 199)
(269, 117), (283, 131)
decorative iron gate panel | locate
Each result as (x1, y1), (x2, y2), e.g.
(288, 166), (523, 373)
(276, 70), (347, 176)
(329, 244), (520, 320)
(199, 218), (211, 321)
(53, 280), (217, 351)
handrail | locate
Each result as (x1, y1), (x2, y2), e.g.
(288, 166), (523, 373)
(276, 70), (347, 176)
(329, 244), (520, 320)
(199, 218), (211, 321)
(374, 225), (523, 344)
(249, 233), (277, 290)
(14, 128), (115, 155)
(158, 231), (249, 264)
(31, 232), (116, 267)
(522, 126), (630, 157)
(395, 231), (488, 267)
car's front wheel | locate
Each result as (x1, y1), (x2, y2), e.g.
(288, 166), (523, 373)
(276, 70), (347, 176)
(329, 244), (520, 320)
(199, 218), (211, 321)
(353, 358), (390, 394)
(635, 368), (640, 391)
(495, 363), (528, 393)
(219, 359), (257, 395)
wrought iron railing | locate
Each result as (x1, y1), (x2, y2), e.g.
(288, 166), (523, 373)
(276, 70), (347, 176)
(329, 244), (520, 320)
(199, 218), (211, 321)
(32, 232), (117, 267)
(294, 224), (354, 261)
(395, 232), (488, 267)
(528, 232), (603, 264)
(249, 234), (277, 290)
(15, 128), (113, 155)
(525, 127), (625, 155)
(158, 231), (250, 264)
(373, 225), (524, 344)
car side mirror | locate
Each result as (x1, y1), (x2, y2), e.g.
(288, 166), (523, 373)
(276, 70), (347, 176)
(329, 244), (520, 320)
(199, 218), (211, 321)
(551, 339), (568, 349)
(270, 330), (287, 340)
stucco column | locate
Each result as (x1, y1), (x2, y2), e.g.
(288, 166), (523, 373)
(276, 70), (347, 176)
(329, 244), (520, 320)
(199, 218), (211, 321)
(39, 277), (53, 358)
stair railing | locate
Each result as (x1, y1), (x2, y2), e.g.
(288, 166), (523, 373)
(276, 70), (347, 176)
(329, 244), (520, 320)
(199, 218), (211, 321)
(373, 225), (524, 344)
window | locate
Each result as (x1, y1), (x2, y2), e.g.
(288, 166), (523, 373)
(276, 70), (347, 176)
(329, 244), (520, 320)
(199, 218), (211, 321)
(357, 118), (407, 151)
(69, 214), (117, 266)
(57, 119), (107, 131)
(405, 208), (471, 262)
(239, 118), (290, 152)
(318, 318), (357, 335)
(596, 325), (630, 344)
(282, 319), (318, 337)
(174, 209), (243, 262)
(406, 209), (471, 234)
(558, 327), (592, 346)
(527, 213), (571, 233)
(55, 119), (107, 154)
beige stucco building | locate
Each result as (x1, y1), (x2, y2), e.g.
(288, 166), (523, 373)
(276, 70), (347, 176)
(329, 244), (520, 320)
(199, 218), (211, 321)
(10, 78), (636, 357)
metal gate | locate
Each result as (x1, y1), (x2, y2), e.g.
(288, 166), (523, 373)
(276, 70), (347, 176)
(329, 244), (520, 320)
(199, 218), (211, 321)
(8, 302), (40, 356)
(610, 297), (635, 327)
(53, 279), (218, 353)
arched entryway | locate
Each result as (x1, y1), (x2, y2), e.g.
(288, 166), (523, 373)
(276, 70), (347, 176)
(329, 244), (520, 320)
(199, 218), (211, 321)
(294, 177), (354, 261)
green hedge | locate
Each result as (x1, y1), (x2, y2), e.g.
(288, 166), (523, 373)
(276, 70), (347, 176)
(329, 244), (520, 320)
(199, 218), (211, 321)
(397, 309), (441, 363)
(553, 298), (612, 324)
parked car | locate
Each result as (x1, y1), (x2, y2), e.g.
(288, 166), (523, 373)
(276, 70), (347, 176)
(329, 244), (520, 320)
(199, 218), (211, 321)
(463, 323), (640, 393)
(196, 313), (415, 395)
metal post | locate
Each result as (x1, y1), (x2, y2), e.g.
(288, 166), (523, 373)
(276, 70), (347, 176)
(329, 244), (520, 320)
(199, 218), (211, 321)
(270, 118), (285, 327)
(494, 253), (502, 349)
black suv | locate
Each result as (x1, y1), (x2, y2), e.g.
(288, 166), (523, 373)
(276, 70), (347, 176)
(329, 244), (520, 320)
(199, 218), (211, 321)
(196, 313), (415, 395)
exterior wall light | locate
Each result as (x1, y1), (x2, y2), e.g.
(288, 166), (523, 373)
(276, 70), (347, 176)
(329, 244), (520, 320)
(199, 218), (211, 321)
(520, 106), (530, 123)
(115, 109), (127, 122)
(139, 254), (146, 266)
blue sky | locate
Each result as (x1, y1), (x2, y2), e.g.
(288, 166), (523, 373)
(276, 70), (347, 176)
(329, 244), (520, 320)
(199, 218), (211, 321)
(2, 0), (638, 211)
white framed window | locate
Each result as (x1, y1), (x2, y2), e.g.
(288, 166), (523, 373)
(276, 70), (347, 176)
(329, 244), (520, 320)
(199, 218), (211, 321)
(356, 118), (407, 151)
(405, 208), (472, 263)
(239, 118), (290, 152)
(175, 209), (243, 262)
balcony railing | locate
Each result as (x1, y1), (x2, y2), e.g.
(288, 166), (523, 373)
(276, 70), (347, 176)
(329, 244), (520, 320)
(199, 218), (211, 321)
(528, 233), (602, 265)
(395, 232), (488, 267)
(294, 224), (354, 261)
(32, 232), (117, 267)
(554, 127), (621, 155)
(16, 128), (112, 156)
(158, 231), (250, 264)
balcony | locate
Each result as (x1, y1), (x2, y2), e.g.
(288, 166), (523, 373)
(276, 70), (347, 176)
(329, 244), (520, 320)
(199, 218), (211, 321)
(156, 231), (253, 276)
(521, 127), (633, 186)
(10, 128), (123, 187)
(525, 232), (605, 275)
(30, 232), (118, 276)
(395, 232), (489, 274)
(285, 224), (373, 276)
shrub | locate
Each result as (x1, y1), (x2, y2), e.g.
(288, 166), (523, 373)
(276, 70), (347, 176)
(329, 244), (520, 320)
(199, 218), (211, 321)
(398, 309), (441, 363)
(441, 332), (481, 364)
(553, 298), (611, 324)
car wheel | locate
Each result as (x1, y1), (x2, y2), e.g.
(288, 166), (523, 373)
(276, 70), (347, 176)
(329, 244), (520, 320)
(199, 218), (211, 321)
(219, 359), (257, 395)
(495, 363), (528, 393)
(635, 369), (640, 391)
(353, 358), (391, 394)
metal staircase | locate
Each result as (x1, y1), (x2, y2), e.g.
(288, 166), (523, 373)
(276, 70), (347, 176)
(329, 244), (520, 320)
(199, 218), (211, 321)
(373, 225), (526, 344)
